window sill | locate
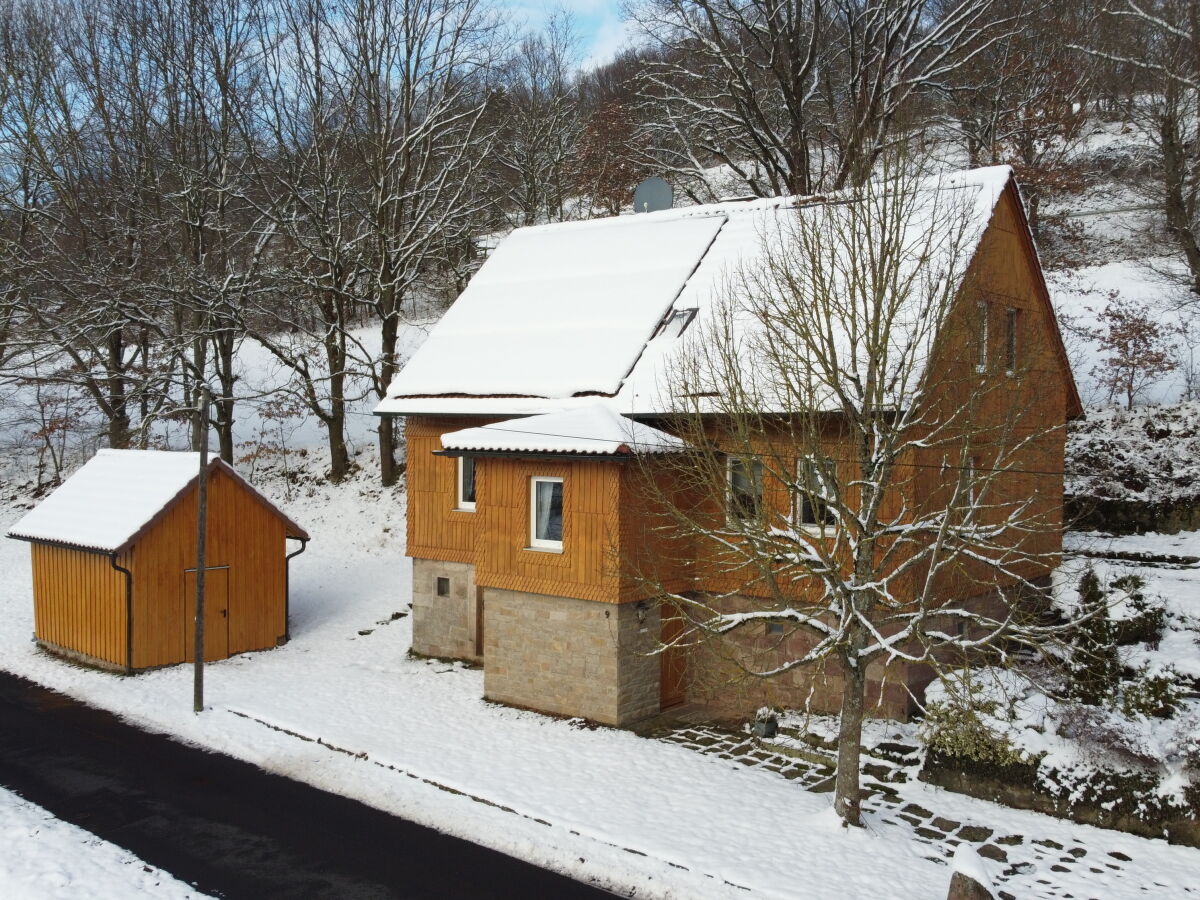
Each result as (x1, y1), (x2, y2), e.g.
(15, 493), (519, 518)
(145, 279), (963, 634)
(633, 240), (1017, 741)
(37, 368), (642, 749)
(452, 507), (476, 514)
(794, 524), (832, 537)
(525, 544), (564, 554)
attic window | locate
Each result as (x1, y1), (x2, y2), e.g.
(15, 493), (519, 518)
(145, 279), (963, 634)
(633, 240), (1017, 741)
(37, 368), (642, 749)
(1006, 308), (1020, 373)
(659, 308), (697, 339)
(976, 300), (989, 371)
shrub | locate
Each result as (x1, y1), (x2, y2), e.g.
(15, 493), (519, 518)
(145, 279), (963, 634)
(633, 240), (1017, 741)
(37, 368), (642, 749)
(1119, 668), (1183, 719)
(1067, 568), (1121, 706)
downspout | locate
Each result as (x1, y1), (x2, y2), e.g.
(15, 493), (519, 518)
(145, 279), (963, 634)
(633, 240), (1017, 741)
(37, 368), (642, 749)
(283, 537), (308, 644)
(109, 553), (134, 674)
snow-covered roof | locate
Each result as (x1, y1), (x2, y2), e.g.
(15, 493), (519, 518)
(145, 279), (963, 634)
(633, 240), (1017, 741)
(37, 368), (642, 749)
(439, 405), (687, 456)
(6, 449), (308, 553)
(376, 166), (1016, 418)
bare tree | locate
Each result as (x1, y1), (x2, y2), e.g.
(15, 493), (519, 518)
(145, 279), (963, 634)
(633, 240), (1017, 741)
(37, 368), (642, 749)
(0, 0), (177, 449)
(630, 164), (1073, 826)
(946, 0), (1094, 237)
(1082, 0), (1200, 296)
(632, 0), (1014, 199)
(488, 13), (581, 227)
(332, 0), (503, 486)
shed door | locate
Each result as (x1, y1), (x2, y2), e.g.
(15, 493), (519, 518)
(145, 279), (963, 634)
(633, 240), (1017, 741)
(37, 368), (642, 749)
(183, 568), (230, 662)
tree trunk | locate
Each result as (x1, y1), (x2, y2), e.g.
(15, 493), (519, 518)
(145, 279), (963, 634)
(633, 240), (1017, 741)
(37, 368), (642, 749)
(833, 654), (866, 827)
(378, 309), (400, 486)
(1160, 111), (1200, 296)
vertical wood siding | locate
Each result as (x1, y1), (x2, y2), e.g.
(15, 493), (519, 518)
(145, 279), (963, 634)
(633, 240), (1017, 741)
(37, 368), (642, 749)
(475, 458), (622, 602)
(406, 417), (484, 563)
(130, 466), (287, 668)
(30, 544), (129, 668)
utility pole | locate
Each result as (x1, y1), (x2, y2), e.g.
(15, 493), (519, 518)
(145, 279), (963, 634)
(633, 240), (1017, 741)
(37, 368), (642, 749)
(194, 385), (210, 714)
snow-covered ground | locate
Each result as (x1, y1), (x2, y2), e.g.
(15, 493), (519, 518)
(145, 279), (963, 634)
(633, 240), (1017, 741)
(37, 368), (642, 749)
(2, 449), (1199, 899)
(0, 787), (206, 899)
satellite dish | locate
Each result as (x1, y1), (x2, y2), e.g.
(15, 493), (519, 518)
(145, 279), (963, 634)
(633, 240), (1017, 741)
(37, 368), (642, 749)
(633, 177), (673, 213)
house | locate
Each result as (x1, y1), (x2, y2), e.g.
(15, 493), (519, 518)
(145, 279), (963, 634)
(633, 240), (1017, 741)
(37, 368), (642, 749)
(375, 166), (1082, 726)
(7, 450), (309, 672)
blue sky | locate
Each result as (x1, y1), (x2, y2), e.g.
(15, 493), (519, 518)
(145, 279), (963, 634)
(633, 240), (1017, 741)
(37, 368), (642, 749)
(508, 0), (633, 69)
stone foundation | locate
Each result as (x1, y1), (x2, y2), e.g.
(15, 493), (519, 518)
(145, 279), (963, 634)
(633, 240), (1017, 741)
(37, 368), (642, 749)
(411, 558), (481, 662)
(482, 588), (661, 726)
(686, 579), (1051, 722)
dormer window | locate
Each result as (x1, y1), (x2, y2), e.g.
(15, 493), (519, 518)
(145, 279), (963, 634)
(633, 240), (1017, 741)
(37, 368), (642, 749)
(659, 307), (698, 339)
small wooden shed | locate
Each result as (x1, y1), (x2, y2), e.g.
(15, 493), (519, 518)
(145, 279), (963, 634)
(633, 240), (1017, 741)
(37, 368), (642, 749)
(6, 449), (309, 672)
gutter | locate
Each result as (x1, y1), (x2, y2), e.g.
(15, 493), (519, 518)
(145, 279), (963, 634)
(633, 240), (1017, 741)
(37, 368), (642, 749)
(108, 553), (134, 674)
(283, 537), (308, 644)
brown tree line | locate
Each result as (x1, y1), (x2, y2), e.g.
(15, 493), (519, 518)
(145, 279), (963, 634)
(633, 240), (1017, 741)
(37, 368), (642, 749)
(0, 0), (1195, 482)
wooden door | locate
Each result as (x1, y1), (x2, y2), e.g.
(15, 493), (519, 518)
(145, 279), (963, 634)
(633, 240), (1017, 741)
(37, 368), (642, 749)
(183, 567), (230, 662)
(660, 603), (687, 709)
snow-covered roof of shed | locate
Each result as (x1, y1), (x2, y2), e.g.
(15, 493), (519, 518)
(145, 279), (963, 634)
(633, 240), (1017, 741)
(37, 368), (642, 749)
(440, 405), (687, 456)
(376, 166), (1015, 418)
(6, 449), (308, 553)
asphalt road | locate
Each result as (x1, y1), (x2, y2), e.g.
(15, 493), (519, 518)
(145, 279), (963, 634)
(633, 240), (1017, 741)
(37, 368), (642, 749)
(0, 670), (617, 899)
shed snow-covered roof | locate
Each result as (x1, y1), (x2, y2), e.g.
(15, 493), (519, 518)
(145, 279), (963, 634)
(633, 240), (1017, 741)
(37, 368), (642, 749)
(377, 166), (1025, 419)
(440, 405), (686, 456)
(7, 449), (308, 554)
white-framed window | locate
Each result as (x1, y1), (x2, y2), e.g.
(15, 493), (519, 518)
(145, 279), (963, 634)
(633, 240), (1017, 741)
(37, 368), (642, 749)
(456, 456), (476, 511)
(1005, 307), (1019, 373)
(976, 299), (989, 372)
(727, 457), (763, 523)
(529, 476), (564, 550)
(794, 456), (834, 531)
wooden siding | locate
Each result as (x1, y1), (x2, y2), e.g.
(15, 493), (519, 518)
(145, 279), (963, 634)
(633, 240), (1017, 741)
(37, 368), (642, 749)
(30, 544), (129, 668)
(474, 458), (622, 603)
(129, 465), (288, 668)
(406, 417), (485, 563)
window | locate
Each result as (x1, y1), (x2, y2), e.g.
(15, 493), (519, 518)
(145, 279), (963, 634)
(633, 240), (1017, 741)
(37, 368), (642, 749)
(766, 622), (785, 637)
(530, 477), (564, 550)
(727, 457), (763, 523)
(976, 300), (989, 371)
(794, 457), (835, 530)
(658, 307), (698, 339)
(456, 456), (476, 511)
(1005, 308), (1019, 373)
(436, 577), (450, 597)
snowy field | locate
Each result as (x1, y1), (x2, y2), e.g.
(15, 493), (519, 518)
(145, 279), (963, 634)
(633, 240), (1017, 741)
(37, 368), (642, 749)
(0, 787), (206, 899)
(2, 450), (1199, 899)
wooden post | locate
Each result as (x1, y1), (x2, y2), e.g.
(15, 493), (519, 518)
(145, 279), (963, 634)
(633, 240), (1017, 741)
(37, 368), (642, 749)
(194, 386), (210, 714)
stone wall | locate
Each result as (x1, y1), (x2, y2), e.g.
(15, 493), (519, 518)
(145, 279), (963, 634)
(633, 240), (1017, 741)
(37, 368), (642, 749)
(411, 558), (480, 663)
(685, 580), (1048, 723)
(482, 587), (661, 725)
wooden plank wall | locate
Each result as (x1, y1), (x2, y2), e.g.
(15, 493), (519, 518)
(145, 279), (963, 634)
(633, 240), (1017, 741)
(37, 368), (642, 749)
(475, 458), (623, 603)
(406, 417), (484, 563)
(130, 466), (287, 668)
(30, 544), (129, 668)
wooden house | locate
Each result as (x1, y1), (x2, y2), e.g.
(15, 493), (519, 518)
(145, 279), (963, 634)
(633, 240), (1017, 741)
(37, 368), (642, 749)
(375, 166), (1082, 726)
(7, 450), (309, 672)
